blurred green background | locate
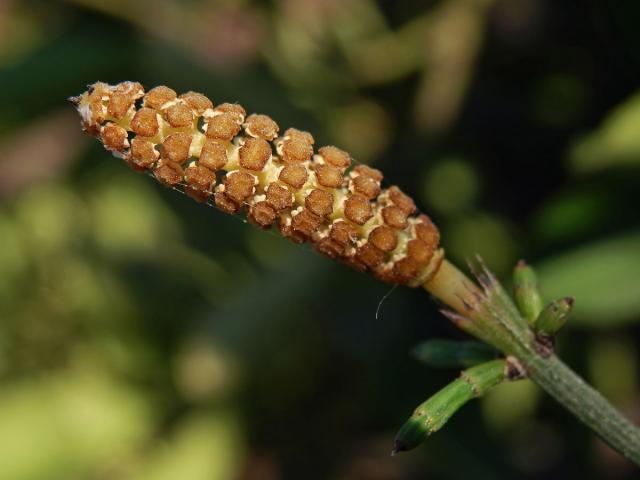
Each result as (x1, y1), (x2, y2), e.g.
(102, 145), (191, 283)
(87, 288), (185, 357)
(1, 0), (639, 478)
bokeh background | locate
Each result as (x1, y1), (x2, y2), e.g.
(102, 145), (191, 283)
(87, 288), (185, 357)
(1, 0), (640, 478)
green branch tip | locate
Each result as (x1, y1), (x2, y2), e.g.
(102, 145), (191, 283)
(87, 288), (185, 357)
(393, 359), (509, 455)
(513, 260), (544, 326)
(535, 297), (574, 337)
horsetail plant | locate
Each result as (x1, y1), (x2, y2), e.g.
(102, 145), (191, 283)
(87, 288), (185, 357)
(70, 81), (640, 464)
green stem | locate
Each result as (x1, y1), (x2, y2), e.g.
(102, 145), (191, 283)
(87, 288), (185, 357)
(424, 259), (640, 465)
(524, 353), (640, 464)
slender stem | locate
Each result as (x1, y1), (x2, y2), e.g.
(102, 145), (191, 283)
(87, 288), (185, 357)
(525, 353), (640, 464)
(424, 259), (640, 465)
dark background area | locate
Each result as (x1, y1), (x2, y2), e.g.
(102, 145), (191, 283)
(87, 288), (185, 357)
(0, 0), (639, 478)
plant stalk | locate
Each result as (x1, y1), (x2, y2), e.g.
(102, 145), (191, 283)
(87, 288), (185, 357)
(524, 353), (640, 464)
(424, 259), (640, 465)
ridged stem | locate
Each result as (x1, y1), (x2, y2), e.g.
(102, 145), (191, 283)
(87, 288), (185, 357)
(423, 259), (640, 465)
(525, 353), (640, 464)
